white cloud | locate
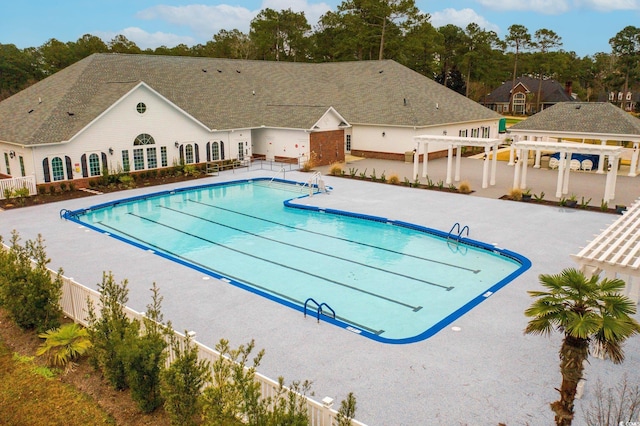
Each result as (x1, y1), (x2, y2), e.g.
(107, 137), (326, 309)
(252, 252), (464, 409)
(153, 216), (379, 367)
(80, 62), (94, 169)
(262, 0), (332, 26)
(576, 0), (640, 11)
(475, 0), (570, 14)
(128, 2), (333, 48)
(137, 4), (256, 39)
(430, 8), (500, 33)
(103, 27), (196, 49)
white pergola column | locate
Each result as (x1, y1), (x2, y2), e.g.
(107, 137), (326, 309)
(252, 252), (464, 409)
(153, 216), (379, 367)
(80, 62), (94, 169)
(454, 144), (462, 182)
(411, 142), (427, 180)
(490, 144), (498, 185)
(519, 148), (529, 189)
(513, 148), (521, 189)
(508, 142), (516, 166)
(597, 140), (606, 174)
(556, 151), (566, 198)
(604, 156), (620, 202)
(562, 152), (572, 194)
(482, 146), (490, 188)
(446, 144), (454, 184)
(421, 142), (429, 178)
(629, 143), (639, 177)
(534, 148), (542, 168)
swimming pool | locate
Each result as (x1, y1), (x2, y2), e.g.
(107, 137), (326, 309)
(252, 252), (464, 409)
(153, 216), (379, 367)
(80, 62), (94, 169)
(62, 178), (530, 344)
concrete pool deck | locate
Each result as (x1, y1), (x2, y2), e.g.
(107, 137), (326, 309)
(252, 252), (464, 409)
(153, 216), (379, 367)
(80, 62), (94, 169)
(2, 157), (640, 425)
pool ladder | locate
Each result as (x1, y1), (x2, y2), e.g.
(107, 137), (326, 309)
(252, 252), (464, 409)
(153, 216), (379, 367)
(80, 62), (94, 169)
(447, 222), (469, 253)
(304, 298), (336, 323)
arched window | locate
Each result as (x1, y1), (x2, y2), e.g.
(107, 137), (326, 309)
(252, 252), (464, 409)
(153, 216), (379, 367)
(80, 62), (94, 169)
(51, 157), (64, 181)
(211, 142), (220, 161)
(89, 153), (101, 176)
(185, 145), (194, 164)
(134, 133), (155, 145)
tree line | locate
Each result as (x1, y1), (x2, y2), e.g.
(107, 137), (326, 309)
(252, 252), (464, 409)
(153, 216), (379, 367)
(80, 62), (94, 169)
(1, 0), (639, 106)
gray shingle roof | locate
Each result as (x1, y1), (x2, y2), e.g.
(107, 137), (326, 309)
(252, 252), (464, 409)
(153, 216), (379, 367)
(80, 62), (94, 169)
(509, 102), (640, 136)
(484, 76), (575, 103)
(0, 54), (500, 145)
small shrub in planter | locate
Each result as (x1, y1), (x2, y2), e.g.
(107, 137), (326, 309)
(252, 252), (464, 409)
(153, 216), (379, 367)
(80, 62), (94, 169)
(533, 191), (545, 202)
(59, 182), (67, 192)
(458, 181), (471, 194)
(388, 173), (400, 184)
(329, 163), (343, 176)
(38, 186), (47, 195)
(68, 182), (76, 191)
(509, 187), (522, 201)
(48, 185), (56, 195)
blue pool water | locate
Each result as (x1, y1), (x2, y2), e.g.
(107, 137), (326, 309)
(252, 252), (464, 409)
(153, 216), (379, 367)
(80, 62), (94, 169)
(62, 179), (530, 344)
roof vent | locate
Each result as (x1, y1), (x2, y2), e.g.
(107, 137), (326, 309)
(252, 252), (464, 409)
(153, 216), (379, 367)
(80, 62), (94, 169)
(28, 109), (34, 114)
(67, 112), (75, 116)
(379, 70), (383, 74)
(202, 69), (207, 72)
(403, 98), (407, 106)
(576, 105), (581, 109)
(236, 70), (241, 73)
(217, 69), (222, 73)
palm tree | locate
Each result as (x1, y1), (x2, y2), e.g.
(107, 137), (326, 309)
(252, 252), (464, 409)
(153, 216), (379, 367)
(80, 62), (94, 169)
(525, 268), (640, 426)
(37, 322), (93, 373)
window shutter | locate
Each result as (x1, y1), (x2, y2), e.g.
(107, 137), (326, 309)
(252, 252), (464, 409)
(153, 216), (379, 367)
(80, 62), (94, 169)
(81, 154), (88, 177)
(42, 158), (51, 183)
(195, 143), (200, 163)
(206, 142), (211, 161)
(65, 156), (73, 180)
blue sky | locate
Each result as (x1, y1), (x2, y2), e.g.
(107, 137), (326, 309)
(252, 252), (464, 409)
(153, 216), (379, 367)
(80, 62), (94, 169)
(3, 0), (639, 57)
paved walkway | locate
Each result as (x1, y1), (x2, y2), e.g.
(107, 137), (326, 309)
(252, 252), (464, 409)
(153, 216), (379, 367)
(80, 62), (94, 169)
(1, 161), (639, 425)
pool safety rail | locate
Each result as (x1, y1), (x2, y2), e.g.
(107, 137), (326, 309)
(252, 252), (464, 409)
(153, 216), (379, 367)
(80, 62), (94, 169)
(9, 245), (368, 426)
(304, 298), (336, 323)
(447, 222), (470, 242)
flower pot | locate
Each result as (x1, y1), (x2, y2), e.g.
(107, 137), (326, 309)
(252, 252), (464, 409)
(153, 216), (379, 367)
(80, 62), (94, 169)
(565, 200), (578, 208)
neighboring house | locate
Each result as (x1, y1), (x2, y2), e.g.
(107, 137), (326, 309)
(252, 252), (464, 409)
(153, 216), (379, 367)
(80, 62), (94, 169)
(598, 90), (640, 112)
(0, 54), (501, 187)
(481, 76), (576, 115)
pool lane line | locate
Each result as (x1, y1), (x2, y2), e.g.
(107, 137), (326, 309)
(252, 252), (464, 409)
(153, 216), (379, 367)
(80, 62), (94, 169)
(94, 220), (386, 335)
(158, 205), (454, 292)
(186, 199), (480, 274)
(116, 214), (424, 312)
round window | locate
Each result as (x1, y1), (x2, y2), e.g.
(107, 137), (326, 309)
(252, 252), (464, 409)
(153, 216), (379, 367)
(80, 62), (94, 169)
(136, 102), (147, 114)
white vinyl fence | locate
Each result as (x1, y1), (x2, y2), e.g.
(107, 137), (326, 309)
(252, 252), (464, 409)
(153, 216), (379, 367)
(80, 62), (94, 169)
(0, 176), (37, 199)
(54, 269), (366, 426)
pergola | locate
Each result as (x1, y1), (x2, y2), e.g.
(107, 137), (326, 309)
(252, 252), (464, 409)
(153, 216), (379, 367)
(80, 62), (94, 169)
(571, 198), (640, 305)
(412, 135), (502, 189)
(511, 140), (623, 203)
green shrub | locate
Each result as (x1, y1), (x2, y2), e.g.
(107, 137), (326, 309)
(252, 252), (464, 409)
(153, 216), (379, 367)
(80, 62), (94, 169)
(161, 331), (210, 426)
(0, 231), (63, 333)
(123, 283), (169, 413)
(3, 187), (13, 199)
(336, 392), (358, 426)
(59, 182), (67, 191)
(87, 272), (138, 390)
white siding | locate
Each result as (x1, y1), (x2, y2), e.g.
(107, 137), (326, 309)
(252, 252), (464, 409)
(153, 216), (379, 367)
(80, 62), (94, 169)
(351, 120), (500, 155)
(252, 128), (309, 161)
